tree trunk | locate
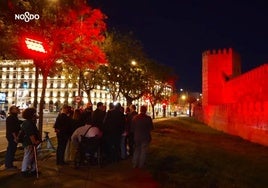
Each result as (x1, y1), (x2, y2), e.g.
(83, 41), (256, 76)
(33, 67), (39, 109)
(38, 71), (48, 138)
(151, 103), (155, 119)
(85, 89), (92, 105)
(163, 105), (166, 117)
(188, 103), (192, 117)
(152, 105), (155, 119)
(78, 69), (82, 97)
(126, 97), (133, 107)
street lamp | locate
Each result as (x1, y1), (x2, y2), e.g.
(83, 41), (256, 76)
(23, 36), (48, 137)
(131, 60), (137, 66)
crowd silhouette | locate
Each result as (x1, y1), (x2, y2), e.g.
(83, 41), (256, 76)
(4, 102), (153, 176)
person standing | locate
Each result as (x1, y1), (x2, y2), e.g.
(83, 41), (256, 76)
(20, 108), (41, 176)
(54, 105), (73, 165)
(120, 106), (129, 160)
(131, 105), (153, 168)
(81, 103), (93, 125)
(5, 106), (23, 170)
(65, 109), (83, 162)
(92, 102), (106, 131)
(126, 104), (138, 157)
(103, 103), (125, 162)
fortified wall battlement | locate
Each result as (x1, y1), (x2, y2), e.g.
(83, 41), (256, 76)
(194, 48), (268, 146)
(224, 64), (268, 103)
(202, 47), (234, 56)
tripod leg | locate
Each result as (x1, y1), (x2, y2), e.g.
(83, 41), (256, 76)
(47, 138), (56, 150)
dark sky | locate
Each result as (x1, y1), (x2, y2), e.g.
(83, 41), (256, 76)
(92, 1), (268, 92)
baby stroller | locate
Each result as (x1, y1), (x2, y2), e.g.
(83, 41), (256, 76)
(75, 135), (102, 167)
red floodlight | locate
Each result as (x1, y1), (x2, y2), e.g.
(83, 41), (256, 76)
(25, 37), (47, 53)
(21, 36), (49, 60)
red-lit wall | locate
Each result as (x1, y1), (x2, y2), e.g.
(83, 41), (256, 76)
(195, 48), (268, 146)
(202, 48), (241, 106)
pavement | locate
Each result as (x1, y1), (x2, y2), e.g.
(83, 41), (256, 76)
(0, 151), (159, 188)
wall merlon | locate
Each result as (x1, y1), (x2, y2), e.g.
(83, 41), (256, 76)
(202, 48), (234, 57)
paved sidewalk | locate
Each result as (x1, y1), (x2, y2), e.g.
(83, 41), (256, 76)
(0, 151), (159, 188)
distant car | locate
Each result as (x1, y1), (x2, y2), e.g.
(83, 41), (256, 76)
(0, 110), (6, 120)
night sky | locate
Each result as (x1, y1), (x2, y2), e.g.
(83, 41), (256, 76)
(89, 0), (268, 92)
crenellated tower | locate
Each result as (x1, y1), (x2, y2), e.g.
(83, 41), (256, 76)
(202, 48), (241, 106)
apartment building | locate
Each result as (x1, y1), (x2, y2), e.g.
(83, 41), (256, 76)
(0, 60), (172, 115)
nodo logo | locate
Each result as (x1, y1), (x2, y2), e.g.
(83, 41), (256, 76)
(15, 12), (40, 22)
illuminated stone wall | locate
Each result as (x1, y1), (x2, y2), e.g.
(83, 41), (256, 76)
(195, 48), (268, 146)
(202, 48), (241, 105)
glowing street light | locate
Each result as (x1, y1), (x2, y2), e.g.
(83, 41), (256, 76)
(181, 95), (186, 100)
(131, 60), (137, 66)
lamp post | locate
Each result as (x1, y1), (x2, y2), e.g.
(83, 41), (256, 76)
(23, 37), (48, 137)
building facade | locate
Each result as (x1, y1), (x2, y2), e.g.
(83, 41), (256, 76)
(0, 59), (172, 115)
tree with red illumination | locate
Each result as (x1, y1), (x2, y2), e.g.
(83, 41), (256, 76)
(0, 0), (107, 135)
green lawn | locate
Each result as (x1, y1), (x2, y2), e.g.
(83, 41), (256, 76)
(148, 117), (268, 188)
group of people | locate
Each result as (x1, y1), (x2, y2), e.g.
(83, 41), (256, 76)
(4, 101), (153, 177)
(54, 102), (154, 168)
(5, 106), (41, 177)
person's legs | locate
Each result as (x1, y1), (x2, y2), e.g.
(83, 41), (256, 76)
(56, 134), (68, 164)
(114, 136), (121, 162)
(138, 142), (149, 168)
(120, 135), (127, 159)
(132, 141), (141, 168)
(21, 145), (33, 172)
(5, 139), (17, 168)
(128, 133), (134, 156)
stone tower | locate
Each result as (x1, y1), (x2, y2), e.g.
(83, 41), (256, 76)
(202, 48), (241, 106)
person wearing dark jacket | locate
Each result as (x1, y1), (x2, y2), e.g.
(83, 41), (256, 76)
(103, 103), (125, 162)
(20, 107), (41, 177)
(54, 105), (73, 165)
(5, 106), (23, 170)
(131, 105), (153, 168)
(92, 102), (106, 131)
(126, 104), (138, 157)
